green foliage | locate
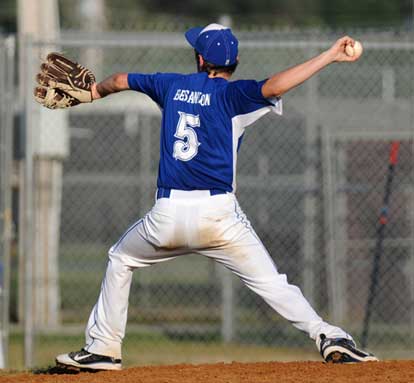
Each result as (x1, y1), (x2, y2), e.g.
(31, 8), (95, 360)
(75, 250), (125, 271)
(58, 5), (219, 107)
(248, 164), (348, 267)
(0, 0), (16, 33)
(122, 0), (412, 28)
(1, 0), (412, 33)
(320, 0), (411, 27)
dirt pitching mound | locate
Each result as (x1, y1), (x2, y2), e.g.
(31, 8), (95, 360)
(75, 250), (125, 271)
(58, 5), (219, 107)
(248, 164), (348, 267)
(3, 360), (414, 383)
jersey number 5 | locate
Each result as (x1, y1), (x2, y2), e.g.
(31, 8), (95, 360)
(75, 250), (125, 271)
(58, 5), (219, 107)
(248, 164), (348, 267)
(173, 111), (200, 161)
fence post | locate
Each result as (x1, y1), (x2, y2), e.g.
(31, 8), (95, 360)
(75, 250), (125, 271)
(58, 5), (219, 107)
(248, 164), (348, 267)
(302, 46), (319, 305)
(410, 63), (414, 344)
(22, 37), (36, 369)
(322, 126), (346, 324)
(0, 37), (6, 370)
(0, 36), (16, 369)
(220, 267), (234, 343)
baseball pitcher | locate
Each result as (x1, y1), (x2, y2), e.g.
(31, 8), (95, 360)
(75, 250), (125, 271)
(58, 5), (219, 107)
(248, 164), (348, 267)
(35, 23), (378, 370)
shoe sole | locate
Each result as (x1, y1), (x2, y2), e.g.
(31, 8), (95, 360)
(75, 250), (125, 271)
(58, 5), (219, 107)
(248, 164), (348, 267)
(55, 361), (85, 372)
(324, 346), (379, 364)
(55, 357), (122, 371)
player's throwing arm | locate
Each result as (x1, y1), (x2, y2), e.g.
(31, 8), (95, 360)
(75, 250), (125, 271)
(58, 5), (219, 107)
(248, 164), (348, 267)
(261, 36), (363, 98)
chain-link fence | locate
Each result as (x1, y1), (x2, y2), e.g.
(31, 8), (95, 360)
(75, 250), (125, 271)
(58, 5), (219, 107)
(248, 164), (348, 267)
(8, 30), (414, 368)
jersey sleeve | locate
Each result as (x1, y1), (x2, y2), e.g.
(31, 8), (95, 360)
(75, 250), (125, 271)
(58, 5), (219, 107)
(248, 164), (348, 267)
(225, 79), (283, 118)
(127, 72), (181, 108)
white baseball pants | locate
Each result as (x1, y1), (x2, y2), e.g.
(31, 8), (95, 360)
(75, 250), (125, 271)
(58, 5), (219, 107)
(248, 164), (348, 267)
(84, 190), (351, 359)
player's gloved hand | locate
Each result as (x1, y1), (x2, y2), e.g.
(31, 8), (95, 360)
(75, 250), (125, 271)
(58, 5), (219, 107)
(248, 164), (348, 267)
(34, 52), (96, 109)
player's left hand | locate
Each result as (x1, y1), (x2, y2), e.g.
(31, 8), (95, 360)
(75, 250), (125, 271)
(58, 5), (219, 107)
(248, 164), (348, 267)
(34, 53), (96, 109)
(327, 36), (359, 63)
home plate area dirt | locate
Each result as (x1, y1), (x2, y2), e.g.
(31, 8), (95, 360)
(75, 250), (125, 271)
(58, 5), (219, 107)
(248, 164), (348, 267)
(3, 360), (414, 383)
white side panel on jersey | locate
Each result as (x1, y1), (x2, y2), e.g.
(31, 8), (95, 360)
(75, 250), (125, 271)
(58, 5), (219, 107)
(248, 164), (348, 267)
(231, 100), (283, 192)
(231, 121), (245, 193)
(268, 97), (283, 116)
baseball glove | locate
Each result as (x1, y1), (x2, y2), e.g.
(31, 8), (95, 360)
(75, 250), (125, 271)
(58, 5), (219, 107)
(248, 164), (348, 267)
(34, 52), (96, 109)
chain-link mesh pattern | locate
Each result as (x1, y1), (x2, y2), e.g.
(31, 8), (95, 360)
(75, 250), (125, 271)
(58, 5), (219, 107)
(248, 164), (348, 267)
(13, 31), (414, 367)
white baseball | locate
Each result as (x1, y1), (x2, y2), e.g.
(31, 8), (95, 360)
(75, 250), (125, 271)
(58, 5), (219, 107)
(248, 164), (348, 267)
(345, 41), (363, 59)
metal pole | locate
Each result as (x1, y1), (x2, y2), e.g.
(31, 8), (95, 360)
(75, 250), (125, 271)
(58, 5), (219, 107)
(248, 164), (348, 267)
(23, 37), (35, 369)
(303, 46), (318, 305)
(0, 39), (6, 369)
(0, 35), (16, 370)
(409, 57), (414, 345)
(408, 186), (414, 346)
(335, 145), (347, 323)
(322, 126), (340, 322)
(220, 267), (234, 342)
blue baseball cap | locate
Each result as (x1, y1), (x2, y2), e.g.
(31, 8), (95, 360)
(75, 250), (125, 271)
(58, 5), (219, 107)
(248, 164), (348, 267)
(185, 23), (239, 67)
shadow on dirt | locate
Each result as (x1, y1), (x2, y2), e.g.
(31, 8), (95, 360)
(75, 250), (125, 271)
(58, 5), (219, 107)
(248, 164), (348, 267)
(32, 365), (101, 375)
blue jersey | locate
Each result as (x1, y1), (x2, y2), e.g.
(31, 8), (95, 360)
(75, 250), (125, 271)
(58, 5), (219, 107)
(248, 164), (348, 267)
(127, 72), (282, 192)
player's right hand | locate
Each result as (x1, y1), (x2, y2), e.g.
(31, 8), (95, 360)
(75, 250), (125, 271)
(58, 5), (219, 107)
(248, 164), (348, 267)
(328, 36), (360, 63)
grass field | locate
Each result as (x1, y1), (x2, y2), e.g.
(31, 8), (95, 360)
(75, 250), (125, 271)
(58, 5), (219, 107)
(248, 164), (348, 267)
(8, 332), (322, 371)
